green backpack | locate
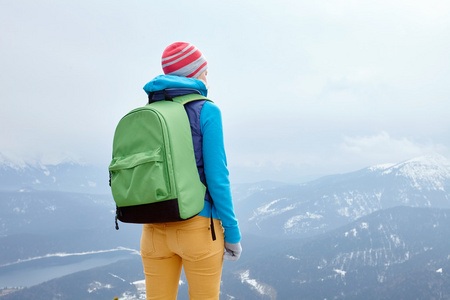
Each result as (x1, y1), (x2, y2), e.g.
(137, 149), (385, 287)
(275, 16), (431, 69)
(109, 94), (210, 229)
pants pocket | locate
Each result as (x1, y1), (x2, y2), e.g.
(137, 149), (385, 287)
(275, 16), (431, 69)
(140, 225), (155, 256)
(177, 226), (212, 261)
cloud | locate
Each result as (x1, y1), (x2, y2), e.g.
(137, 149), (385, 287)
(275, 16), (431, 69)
(1, 0), (449, 184)
(338, 131), (448, 166)
(227, 131), (449, 184)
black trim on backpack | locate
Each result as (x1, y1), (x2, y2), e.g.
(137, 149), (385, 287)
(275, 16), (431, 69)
(116, 199), (185, 224)
(115, 201), (216, 240)
(148, 89), (173, 103)
(163, 89), (173, 101)
(148, 89), (174, 104)
(147, 92), (155, 104)
(148, 88), (202, 104)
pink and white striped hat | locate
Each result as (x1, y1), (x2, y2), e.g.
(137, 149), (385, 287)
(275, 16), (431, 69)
(161, 42), (207, 78)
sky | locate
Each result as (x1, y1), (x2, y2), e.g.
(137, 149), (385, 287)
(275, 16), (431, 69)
(1, 0), (450, 184)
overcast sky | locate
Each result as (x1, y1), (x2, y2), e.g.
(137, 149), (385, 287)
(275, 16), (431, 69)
(1, 0), (449, 183)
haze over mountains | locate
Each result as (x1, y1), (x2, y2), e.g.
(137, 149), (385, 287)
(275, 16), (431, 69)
(1, 153), (450, 299)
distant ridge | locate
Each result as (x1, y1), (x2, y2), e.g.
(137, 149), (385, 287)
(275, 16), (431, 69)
(235, 153), (450, 238)
(0, 160), (110, 194)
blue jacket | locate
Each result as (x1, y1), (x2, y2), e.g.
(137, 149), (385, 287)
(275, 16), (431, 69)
(143, 75), (241, 243)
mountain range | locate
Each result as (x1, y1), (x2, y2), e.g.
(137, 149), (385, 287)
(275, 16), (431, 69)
(1, 153), (450, 299)
(234, 154), (450, 239)
(0, 160), (109, 194)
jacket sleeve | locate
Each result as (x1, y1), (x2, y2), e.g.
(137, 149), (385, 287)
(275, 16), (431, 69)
(200, 101), (241, 243)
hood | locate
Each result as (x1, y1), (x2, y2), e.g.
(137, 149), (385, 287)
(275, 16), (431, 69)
(143, 74), (208, 97)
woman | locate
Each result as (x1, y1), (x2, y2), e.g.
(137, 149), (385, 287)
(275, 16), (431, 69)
(140, 42), (242, 300)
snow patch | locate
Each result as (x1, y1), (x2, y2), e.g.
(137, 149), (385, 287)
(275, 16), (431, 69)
(39, 164), (51, 176)
(317, 259), (327, 269)
(382, 169), (393, 175)
(45, 205), (56, 212)
(239, 270), (275, 298)
(344, 228), (357, 237)
(88, 281), (112, 293)
(250, 198), (294, 221)
(109, 273), (126, 282)
(369, 163), (395, 171)
(284, 212), (323, 229)
(131, 280), (146, 299)
(334, 269), (346, 277)
(390, 234), (402, 247)
(13, 207), (26, 213)
(387, 154), (450, 191)
(286, 255), (300, 261)
(338, 206), (350, 217)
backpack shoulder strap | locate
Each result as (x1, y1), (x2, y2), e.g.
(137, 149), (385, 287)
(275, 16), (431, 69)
(172, 93), (216, 241)
(173, 93), (213, 105)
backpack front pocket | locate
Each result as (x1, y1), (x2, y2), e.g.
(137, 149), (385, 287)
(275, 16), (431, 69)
(109, 148), (172, 207)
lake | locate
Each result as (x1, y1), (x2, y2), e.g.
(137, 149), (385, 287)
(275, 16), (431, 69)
(0, 248), (138, 288)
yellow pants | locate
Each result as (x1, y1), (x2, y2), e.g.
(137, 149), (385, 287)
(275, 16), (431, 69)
(140, 215), (225, 300)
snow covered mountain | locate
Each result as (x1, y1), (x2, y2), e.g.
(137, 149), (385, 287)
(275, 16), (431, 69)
(235, 154), (450, 238)
(2, 153), (450, 299)
(4, 206), (450, 300)
(221, 206), (450, 300)
(0, 160), (110, 194)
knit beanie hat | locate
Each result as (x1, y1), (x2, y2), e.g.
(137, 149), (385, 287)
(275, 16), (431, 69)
(161, 42), (207, 78)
